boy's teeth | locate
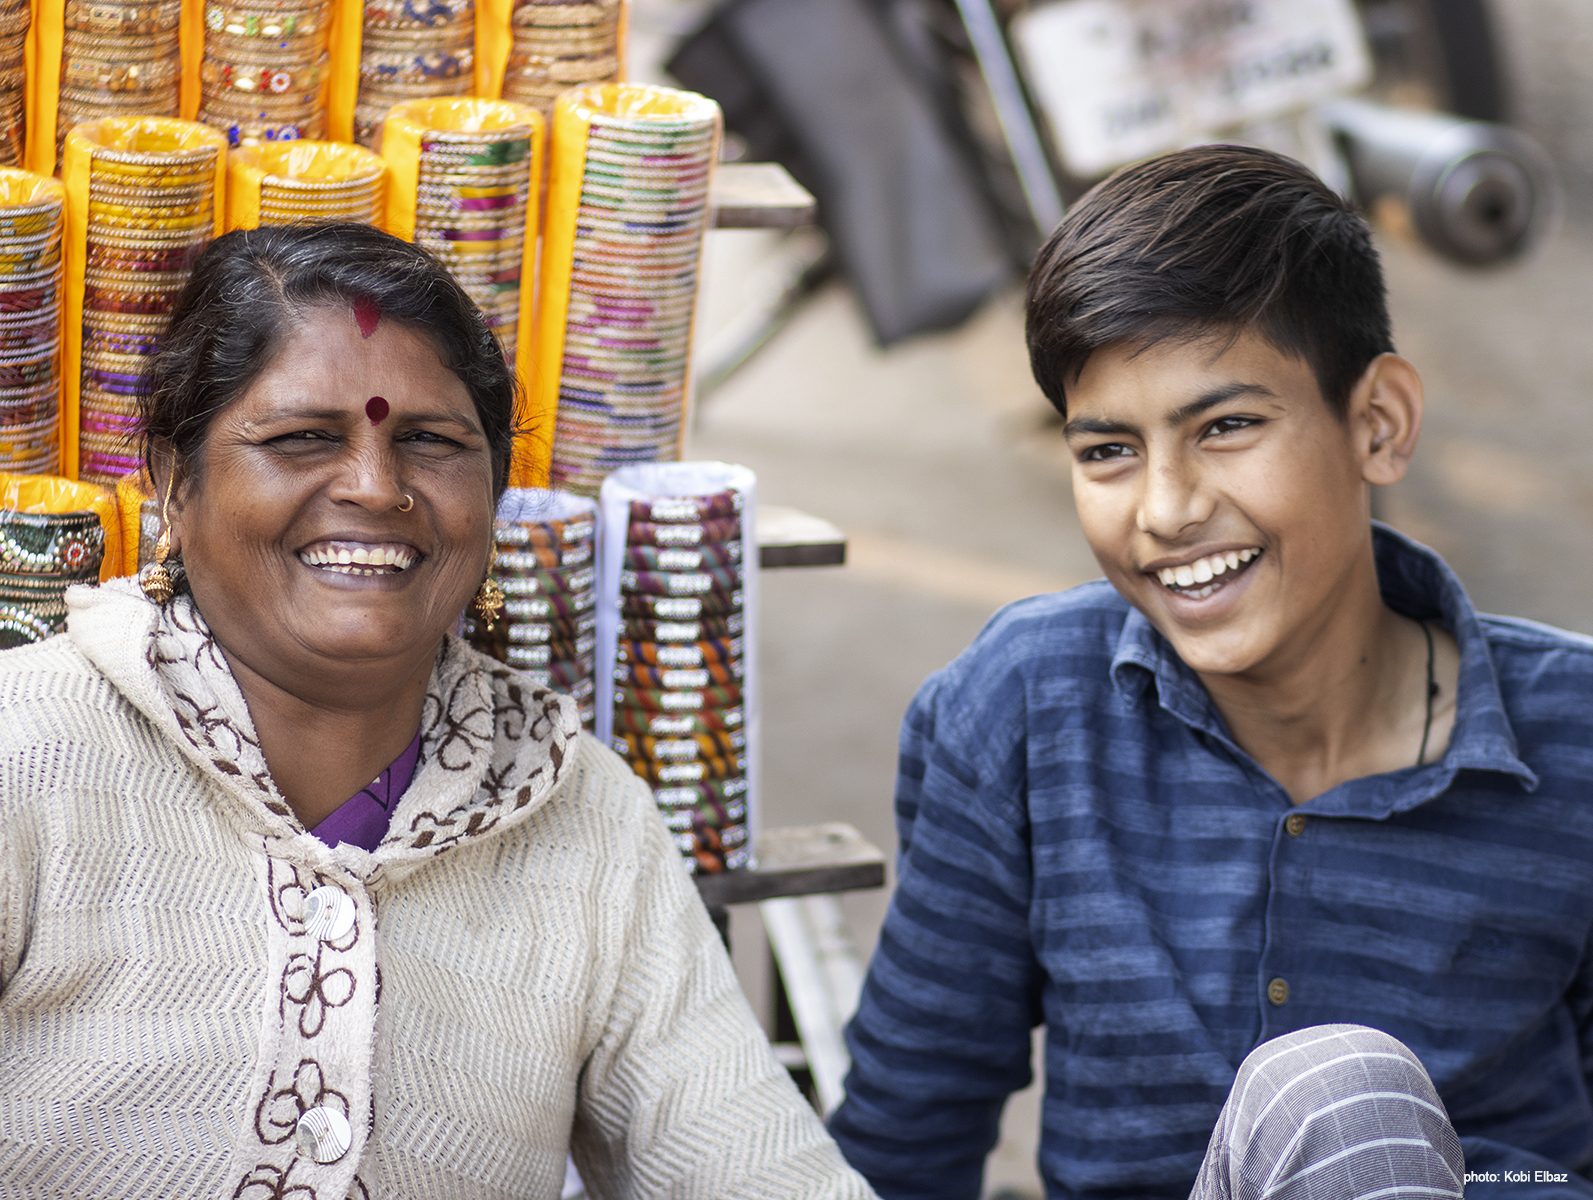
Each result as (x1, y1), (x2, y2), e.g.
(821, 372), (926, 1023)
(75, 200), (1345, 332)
(1157, 548), (1261, 594)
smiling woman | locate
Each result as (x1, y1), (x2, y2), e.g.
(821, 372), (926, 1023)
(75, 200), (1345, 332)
(0, 225), (871, 1199)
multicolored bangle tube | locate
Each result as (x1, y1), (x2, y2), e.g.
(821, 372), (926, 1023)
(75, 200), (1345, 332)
(495, 540), (593, 571)
(652, 776), (748, 814)
(0, 510), (105, 577)
(612, 728), (745, 761)
(617, 636), (744, 668)
(612, 681), (743, 712)
(625, 752), (744, 786)
(612, 704), (744, 738)
(497, 595), (598, 628)
(619, 588), (741, 620)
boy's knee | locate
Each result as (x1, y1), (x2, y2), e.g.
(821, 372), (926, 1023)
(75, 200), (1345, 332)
(1235, 1023), (1428, 1106)
(1217, 1023), (1462, 1199)
(1230, 1023), (1451, 1146)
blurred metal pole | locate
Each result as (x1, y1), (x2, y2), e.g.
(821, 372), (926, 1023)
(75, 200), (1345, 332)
(1320, 98), (1557, 265)
(761, 893), (866, 1116)
(952, 0), (1065, 237)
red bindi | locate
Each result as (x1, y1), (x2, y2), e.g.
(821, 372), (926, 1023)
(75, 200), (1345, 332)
(365, 395), (389, 424)
(353, 296), (380, 338)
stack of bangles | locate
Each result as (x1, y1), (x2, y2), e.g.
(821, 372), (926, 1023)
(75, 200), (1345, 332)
(412, 121), (533, 360)
(243, 142), (386, 226)
(546, 85), (717, 496)
(0, 0), (27, 164)
(501, 0), (622, 119)
(611, 487), (749, 875)
(198, 0), (331, 145)
(56, 0), (183, 166)
(353, 0), (474, 148)
(466, 490), (599, 729)
(79, 139), (219, 485)
(0, 173), (66, 475)
(0, 510), (104, 648)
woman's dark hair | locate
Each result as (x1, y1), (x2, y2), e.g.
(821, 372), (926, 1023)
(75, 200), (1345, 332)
(138, 222), (519, 495)
(1026, 144), (1394, 418)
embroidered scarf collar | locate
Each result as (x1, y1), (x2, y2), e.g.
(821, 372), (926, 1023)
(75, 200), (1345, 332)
(65, 578), (581, 885)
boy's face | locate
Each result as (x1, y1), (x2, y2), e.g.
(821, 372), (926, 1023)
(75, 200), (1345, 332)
(1063, 329), (1379, 678)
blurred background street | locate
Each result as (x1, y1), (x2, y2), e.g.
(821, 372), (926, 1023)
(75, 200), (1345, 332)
(638, 0), (1593, 1193)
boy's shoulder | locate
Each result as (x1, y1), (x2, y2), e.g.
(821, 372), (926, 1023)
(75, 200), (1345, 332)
(925, 579), (1135, 713)
(1477, 612), (1593, 721)
(1479, 612), (1593, 657)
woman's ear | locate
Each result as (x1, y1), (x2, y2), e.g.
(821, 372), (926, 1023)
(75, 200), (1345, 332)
(1351, 353), (1424, 487)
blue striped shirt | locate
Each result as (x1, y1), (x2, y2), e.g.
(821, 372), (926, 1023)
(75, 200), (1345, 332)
(830, 525), (1593, 1200)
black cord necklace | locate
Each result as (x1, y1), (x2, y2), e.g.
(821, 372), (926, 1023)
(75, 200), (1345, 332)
(1417, 621), (1438, 766)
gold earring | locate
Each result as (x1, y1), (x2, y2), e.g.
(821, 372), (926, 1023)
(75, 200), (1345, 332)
(141, 469), (177, 604)
(472, 545), (504, 629)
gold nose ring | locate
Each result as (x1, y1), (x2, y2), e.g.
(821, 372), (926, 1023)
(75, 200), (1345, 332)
(396, 493), (415, 512)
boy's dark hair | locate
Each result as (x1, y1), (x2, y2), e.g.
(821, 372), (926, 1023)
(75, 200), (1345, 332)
(139, 222), (519, 497)
(1026, 145), (1394, 417)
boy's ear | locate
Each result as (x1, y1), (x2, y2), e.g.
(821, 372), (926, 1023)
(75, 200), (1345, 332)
(1351, 353), (1423, 487)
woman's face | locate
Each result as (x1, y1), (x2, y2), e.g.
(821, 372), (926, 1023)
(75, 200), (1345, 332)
(167, 305), (495, 699)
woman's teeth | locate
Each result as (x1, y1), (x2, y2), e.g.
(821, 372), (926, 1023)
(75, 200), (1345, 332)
(298, 545), (417, 576)
(1156, 548), (1260, 598)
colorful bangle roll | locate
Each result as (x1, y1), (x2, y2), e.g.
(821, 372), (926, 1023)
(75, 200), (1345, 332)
(628, 490), (741, 524)
(612, 682), (743, 712)
(618, 589), (742, 620)
(496, 540), (594, 571)
(619, 614), (743, 644)
(618, 565), (742, 596)
(625, 752), (744, 786)
(622, 541), (741, 571)
(611, 729), (745, 761)
(495, 514), (596, 548)
(615, 659), (743, 689)
(617, 636), (743, 667)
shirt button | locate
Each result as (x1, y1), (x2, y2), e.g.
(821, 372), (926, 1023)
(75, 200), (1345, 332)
(296, 1106), (352, 1163)
(1284, 813), (1307, 837)
(1267, 977), (1290, 1006)
(303, 886), (356, 942)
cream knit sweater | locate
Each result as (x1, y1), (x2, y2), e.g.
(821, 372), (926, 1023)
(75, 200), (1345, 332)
(0, 579), (875, 1200)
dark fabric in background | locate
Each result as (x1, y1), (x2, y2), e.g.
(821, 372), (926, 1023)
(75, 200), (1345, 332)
(669, 0), (1011, 345)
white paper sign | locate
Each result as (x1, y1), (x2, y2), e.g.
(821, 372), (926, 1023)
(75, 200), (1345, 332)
(1011, 0), (1371, 176)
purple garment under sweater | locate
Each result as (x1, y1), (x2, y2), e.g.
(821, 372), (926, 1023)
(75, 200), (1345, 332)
(309, 731), (422, 852)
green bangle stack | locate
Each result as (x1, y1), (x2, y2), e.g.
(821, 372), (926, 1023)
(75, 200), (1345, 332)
(0, 510), (105, 648)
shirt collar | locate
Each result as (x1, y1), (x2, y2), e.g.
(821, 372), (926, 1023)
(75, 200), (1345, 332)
(1109, 522), (1537, 815)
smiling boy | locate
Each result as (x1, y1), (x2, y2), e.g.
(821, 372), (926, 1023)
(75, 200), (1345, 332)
(829, 146), (1593, 1199)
